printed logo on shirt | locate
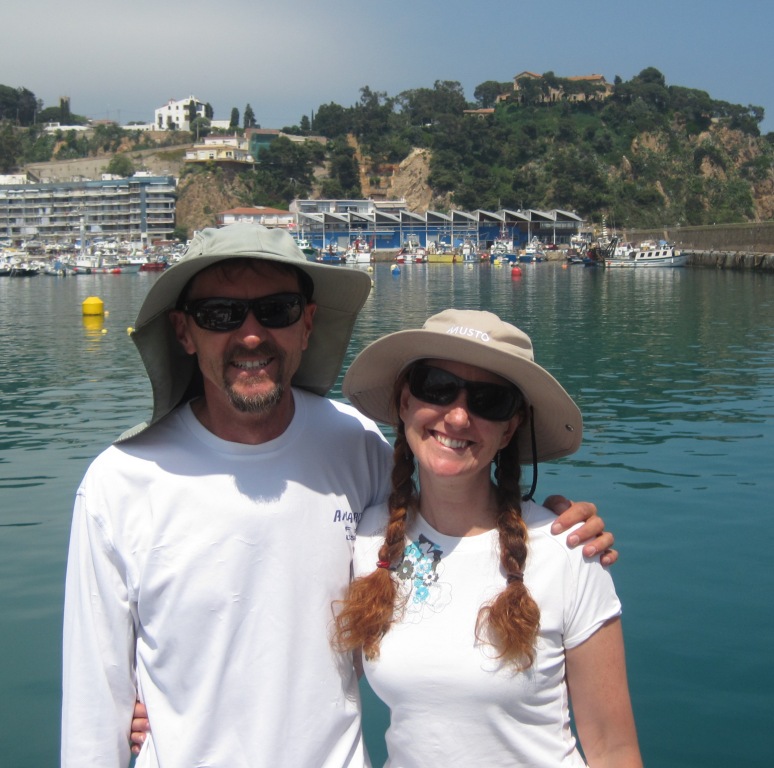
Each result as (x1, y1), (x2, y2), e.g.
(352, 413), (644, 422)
(395, 534), (452, 621)
(333, 508), (362, 540)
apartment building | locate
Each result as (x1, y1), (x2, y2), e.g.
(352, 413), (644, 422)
(0, 175), (177, 244)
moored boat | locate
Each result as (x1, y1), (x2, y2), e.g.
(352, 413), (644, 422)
(425, 242), (456, 263)
(294, 237), (319, 260)
(489, 239), (517, 264)
(519, 237), (547, 263)
(344, 237), (372, 265)
(9, 262), (41, 277)
(317, 243), (345, 264)
(140, 259), (168, 272)
(70, 261), (141, 274)
(395, 235), (426, 264)
(605, 240), (686, 268)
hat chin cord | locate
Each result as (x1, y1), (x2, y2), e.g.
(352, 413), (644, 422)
(521, 406), (538, 502)
(494, 406), (538, 502)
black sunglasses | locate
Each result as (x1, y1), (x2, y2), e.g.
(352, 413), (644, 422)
(408, 363), (523, 422)
(181, 292), (306, 332)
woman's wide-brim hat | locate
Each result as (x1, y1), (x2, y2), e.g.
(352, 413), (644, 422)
(120, 223), (372, 441)
(342, 309), (582, 463)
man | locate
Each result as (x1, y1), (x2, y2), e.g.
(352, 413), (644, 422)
(62, 224), (614, 767)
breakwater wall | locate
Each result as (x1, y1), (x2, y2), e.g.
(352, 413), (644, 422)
(626, 222), (774, 253)
(620, 222), (774, 273)
(683, 249), (774, 272)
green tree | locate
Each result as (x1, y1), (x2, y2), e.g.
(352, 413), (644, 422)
(326, 138), (361, 196)
(313, 102), (350, 139)
(0, 85), (39, 125)
(0, 122), (22, 171)
(248, 136), (321, 206)
(106, 154), (135, 177)
(473, 80), (511, 109)
(91, 124), (126, 153)
(229, 108), (240, 129)
(352, 86), (393, 150)
(60, 97), (71, 123)
(244, 104), (256, 129)
(186, 100), (198, 126)
(515, 77), (543, 106)
(189, 117), (211, 139)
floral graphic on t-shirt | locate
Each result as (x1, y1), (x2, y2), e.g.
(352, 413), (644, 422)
(395, 533), (452, 621)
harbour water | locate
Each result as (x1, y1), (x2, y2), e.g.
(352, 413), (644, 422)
(1, 262), (772, 767)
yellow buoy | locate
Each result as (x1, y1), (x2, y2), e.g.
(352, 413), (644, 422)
(82, 296), (105, 316)
(82, 315), (104, 332)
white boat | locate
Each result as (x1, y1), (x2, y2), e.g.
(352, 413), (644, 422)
(43, 259), (68, 276)
(519, 237), (547, 263)
(605, 240), (686, 268)
(567, 231), (593, 262)
(9, 261), (41, 277)
(489, 238), (517, 264)
(395, 235), (426, 264)
(294, 237), (318, 260)
(344, 237), (372, 265)
(69, 256), (141, 274)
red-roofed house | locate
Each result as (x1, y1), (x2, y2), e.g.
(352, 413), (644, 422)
(509, 71), (613, 103)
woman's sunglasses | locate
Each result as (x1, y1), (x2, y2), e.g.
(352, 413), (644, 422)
(408, 363), (523, 422)
(181, 292), (306, 332)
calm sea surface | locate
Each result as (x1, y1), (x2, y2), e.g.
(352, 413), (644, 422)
(1, 262), (772, 767)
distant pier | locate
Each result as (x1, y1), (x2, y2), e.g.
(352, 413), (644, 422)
(683, 250), (774, 272)
(622, 223), (774, 273)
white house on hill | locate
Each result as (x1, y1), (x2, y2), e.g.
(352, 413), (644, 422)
(154, 96), (207, 131)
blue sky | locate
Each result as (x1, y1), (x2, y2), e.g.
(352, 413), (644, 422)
(5, 0), (773, 133)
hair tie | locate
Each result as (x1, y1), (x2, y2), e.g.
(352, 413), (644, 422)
(507, 571), (524, 584)
(376, 560), (392, 570)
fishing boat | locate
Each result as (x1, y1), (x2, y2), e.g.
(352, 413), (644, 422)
(567, 232), (593, 264)
(139, 258), (168, 272)
(605, 239), (686, 268)
(70, 260), (141, 274)
(295, 237), (319, 260)
(9, 261), (41, 277)
(426, 242), (456, 263)
(460, 239), (482, 263)
(344, 237), (372, 265)
(519, 237), (547, 263)
(489, 239), (517, 264)
(317, 243), (345, 264)
(43, 259), (68, 276)
(395, 235), (426, 264)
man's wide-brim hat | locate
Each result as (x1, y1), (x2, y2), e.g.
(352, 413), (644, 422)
(343, 309), (582, 463)
(121, 223), (372, 441)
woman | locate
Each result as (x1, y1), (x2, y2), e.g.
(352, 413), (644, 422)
(334, 309), (642, 767)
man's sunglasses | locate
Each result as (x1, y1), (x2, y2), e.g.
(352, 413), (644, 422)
(181, 292), (306, 332)
(408, 363), (523, 422)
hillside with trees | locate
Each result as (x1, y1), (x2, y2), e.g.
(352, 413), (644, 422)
(300, 68), (774, 228)
(2, 67), (773, 233)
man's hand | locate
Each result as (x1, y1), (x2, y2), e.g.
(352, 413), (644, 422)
(543, 495), (618, 566)
(130, 701), (149, 756)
